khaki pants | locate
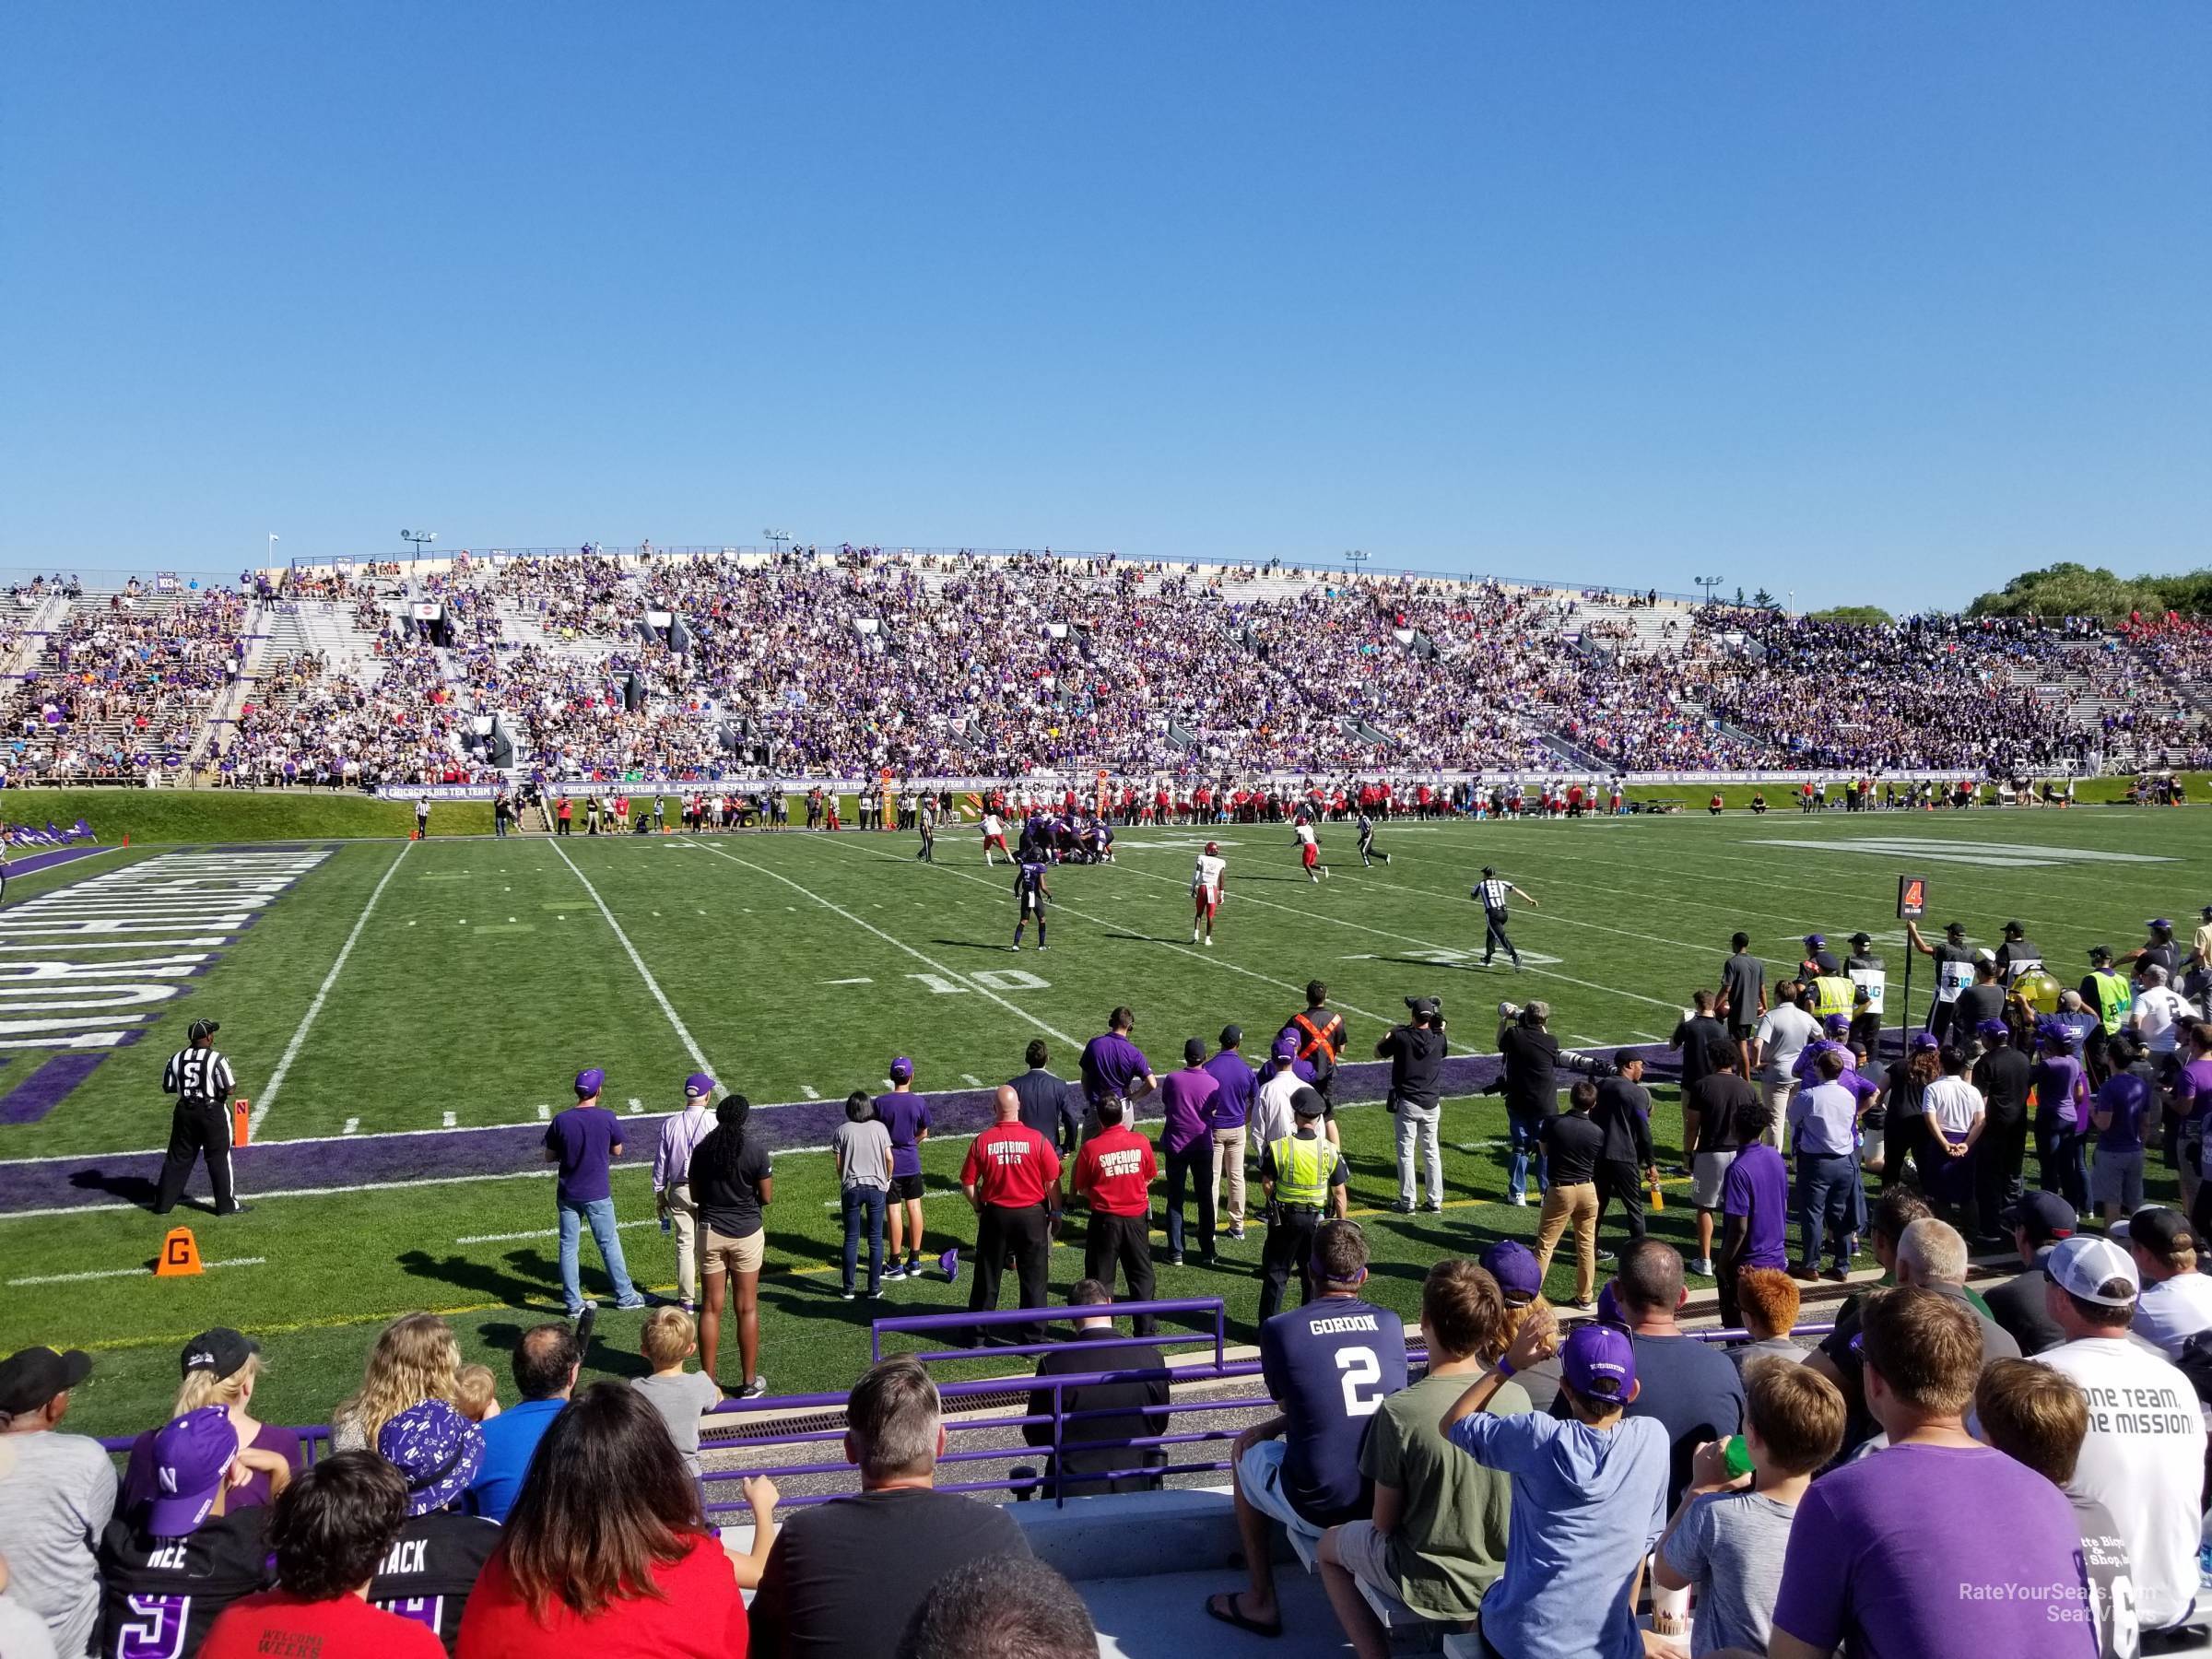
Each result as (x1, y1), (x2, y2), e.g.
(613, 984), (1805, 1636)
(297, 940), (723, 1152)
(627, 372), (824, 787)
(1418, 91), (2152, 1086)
(663, 1182), (698, 1304)
(1761, 1079), (1794, 1147)
(1533, 1181), (1600, 1303)
(1210, 1125), (1248, 1226)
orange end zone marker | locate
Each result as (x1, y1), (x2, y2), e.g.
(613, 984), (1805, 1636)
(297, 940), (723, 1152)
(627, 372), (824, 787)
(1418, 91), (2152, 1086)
(156, 1227), (204, 1277)
(231, 1099), (250, 1146)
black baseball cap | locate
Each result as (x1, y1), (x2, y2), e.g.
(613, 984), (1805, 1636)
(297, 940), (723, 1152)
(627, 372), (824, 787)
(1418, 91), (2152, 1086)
(1218, 1024), (1242, 1049)
(0, 1346), (92, 1416)
(1182, 1037), (1207, 1065)
(2088, 945), (2113, 962)
(1944, 921), (1967, 936)
(2003, 920), (2025, 936)
(2114, 1206), (2197, 1264)
(187, 1018), (220, 1042)
(1998, 1190), (2076, 1244)
(180, 1328), (257, 1380)
(1405, 995), (1441, 1020)
(1849, 931), (1873, 947)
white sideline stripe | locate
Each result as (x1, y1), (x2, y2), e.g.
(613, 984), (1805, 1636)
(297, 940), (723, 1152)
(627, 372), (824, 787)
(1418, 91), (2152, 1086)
(251, 841), (411, 1135)
(455, 1219), (657, 1245)
(9, 1256), (265, 1287)
(548, 840), (714, 1074)
(686, 840), (1080, 1046)
(813, 834), (1484, 1056)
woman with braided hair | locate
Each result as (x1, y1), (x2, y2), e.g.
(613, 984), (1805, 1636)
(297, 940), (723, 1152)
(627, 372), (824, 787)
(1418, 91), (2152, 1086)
(690, 1095), (772, 1399)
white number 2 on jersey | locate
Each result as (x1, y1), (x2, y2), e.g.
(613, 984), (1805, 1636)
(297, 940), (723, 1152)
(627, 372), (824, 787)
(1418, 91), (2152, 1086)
(1335, 1347), (1385, 1417)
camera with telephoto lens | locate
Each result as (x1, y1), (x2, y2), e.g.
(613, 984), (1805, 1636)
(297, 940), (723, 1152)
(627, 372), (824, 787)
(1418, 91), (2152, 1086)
(1498, 1001), (1521, 1022)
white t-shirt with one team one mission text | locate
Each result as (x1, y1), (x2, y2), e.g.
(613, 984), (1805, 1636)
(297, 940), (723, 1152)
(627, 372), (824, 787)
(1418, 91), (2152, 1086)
(2037, 1335), (2207, 1631)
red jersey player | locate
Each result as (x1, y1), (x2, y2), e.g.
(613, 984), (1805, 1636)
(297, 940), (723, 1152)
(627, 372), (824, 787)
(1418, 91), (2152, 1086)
(1192, 841), (1227, 946)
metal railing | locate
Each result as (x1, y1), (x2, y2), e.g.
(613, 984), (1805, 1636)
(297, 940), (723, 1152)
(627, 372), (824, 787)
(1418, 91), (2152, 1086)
(94, 1308), (1839, 1515)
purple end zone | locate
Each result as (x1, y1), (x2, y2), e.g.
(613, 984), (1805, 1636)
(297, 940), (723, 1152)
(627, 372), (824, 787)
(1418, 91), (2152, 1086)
(3, 844), (114, 878)
(0, 1044), (1702, 1214)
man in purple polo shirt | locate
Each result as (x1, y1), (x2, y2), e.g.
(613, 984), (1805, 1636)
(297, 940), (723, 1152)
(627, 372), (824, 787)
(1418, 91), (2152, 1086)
(1716, 1093), (1788, 1329)
(543, 1066), (643, 1317)
(1204, 1025), (1260, 1241)
(1159, 1038), (1222, 1265)
(1080, 1006), (1157, 1130)
(875, 1057), (935, 1282)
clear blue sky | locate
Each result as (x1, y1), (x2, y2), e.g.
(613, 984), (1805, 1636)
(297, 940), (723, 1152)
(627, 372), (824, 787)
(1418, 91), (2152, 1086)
(3, 5), (2205, 610)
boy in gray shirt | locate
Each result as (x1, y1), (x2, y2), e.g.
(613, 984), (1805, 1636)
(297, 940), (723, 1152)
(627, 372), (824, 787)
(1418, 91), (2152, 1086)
(632, 1308), (722, 1479)
(1655, 1356), (1844, 1654)
(834, 1090), (894, 1298)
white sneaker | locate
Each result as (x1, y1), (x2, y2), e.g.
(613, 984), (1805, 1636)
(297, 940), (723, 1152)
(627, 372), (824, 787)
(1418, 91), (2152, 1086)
(1509, 1193), (1528, 1206)
(1205, 936), (1213, 948)
(1193, 929), (1201, 943)
(1688, 1258), (1714, 1277)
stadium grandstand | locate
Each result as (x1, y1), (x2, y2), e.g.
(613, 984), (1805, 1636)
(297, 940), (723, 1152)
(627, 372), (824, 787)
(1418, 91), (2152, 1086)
(2, 545), (2208, 792)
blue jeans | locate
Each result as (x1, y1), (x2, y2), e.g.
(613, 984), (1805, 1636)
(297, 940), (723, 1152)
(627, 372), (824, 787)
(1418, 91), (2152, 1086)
(1794, 1153), (1858, 1272)
(558, 1196), (638, 1312)
(1507, 1112), (1548, 1203)
(842, 1186), (887, 1293)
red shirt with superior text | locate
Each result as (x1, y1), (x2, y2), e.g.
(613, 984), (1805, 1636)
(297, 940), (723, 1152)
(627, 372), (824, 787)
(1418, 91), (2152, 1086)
(1073, 1124), (1157, 1216)
(961, 1124), (1063, 1208)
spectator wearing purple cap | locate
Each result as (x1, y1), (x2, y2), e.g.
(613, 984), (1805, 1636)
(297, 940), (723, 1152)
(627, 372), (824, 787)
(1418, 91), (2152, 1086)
(0, 1345), (113, 1658)
(875, 1058), (933, 1282)
(653, 1073), (718, 1313)
(370, 1400), (499, 1652)
(1252, 1034), (1306, 1148)
(544, 1067), (642, 1317)
(1440, 1313), (1669, 1659)
(1477, 1242), (1564, 1415)
(97, 1406), (275, 1659)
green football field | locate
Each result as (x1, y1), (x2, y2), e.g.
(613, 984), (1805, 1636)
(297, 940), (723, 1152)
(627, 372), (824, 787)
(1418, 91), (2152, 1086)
(2, 805), (2203, 1441)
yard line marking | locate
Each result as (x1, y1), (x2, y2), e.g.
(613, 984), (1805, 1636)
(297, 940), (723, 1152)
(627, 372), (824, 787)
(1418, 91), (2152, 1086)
(342, 1117), (359, 1135)
(252, 841), (411, 1135)
(9, 1256), (265, 1288)
(628, 1098), (645, 1114)
(1635, 1030), (1670, 1043)
(547, 840), (715, 1074)
(1569, 1032), (1606, 1047)
(821, 976), (873, 986)
(812, 833), (1483, 1055)
(800, 1085), (822, 1100)
(536, 1103), (550, 1120)
(961, 1073), (984, 1088)
(687, 840), (1080, 1045)
(441, 1110), (458, 1127)
(454, 1219), (656, 1246)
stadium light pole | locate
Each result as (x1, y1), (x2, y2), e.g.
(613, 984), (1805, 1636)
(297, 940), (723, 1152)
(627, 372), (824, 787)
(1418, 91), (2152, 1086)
(401, 529), (437, 565)
(1694, 574), (1723, 606)
(1344, 548), (1370, 579)
(764, 526), (792, 557)
(267, 533), (279, 571)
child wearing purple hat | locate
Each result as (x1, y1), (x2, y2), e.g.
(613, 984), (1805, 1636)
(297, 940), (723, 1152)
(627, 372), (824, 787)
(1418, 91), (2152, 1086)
(97, 1407), (276, 1658)
(369, 1399), (499, 1650)
(1440, 1313), (1669, 1659)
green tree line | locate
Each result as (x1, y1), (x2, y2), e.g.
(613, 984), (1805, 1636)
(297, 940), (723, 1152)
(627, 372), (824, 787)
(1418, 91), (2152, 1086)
(1965, 561), (2212, 620)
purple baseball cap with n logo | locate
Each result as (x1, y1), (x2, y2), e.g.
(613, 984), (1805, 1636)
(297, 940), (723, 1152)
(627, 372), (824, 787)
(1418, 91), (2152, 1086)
(1561, 1324), (1638, 1405)
(147, 1406), (239, 1535)
(574, 1066), (606, 1098)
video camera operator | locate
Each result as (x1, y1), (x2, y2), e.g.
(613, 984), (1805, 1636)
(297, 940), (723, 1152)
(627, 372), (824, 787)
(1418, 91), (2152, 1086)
(1376, 996), (1449, 1213)
(1490, 1000), (1608, 1207)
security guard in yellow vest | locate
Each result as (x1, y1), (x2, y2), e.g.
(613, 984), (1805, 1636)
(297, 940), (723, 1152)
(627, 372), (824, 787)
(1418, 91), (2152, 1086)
(1257, 1087), (1347, 1323)
(2080, 946), (2135, 1080)
(1809, 972), (1855, 1022)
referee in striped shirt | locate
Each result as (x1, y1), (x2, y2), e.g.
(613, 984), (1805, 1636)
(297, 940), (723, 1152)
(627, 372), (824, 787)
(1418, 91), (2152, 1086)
(154, 1018), (246, 1216)
(1473, 865), (1538, 971)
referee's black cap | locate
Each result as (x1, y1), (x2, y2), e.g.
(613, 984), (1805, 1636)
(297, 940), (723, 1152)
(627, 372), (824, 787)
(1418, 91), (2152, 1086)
(188, 1018), (220, 1043)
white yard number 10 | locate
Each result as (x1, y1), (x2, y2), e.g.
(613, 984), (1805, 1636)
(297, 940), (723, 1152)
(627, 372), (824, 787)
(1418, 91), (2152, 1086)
(906, 971), (1050, 994)
(1335, 1347), (1385, 1417)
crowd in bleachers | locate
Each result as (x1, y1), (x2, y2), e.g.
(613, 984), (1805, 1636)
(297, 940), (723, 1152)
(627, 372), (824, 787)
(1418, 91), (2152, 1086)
(9, 551), (2212, 787)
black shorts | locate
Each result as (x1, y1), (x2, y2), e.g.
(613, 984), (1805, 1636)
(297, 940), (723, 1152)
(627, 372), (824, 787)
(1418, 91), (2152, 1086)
(890, 1172), (925, 1201)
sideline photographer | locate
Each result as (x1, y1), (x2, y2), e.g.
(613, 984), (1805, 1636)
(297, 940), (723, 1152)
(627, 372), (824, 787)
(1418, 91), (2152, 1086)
(1490, 1000), (1609, 1207)
(1376, 996), (1449, 1213)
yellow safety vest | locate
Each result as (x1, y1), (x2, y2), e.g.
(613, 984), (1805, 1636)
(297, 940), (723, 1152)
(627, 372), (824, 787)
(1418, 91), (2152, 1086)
(2090, 971), (2134, 1036)
(1811, 975), (1855, 1020)
(1267, 1135), (1339, 1208)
